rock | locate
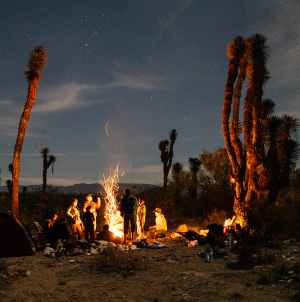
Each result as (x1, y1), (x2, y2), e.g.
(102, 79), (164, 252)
(69, 248), (84, 256)
(76, 239), (90, 249)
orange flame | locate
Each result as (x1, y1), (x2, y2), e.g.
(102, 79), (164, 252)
(100, 166), (124, 238)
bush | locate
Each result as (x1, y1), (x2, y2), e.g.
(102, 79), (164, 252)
(247, 192), (300, 240)
(256, 248), (276, 265)
(94, 245), (142, 276)
(257, 262), (287, 285)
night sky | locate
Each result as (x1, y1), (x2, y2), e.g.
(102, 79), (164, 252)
(0, 0), (299, 187)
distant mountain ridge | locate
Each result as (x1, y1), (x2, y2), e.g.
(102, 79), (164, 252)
(0, 183), (157, 194)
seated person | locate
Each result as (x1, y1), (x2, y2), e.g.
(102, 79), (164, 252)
(147, 208), (167, 238)
(206, 223), (226, 247)
(44, 213), (58, 231)
(96, 224), (119, 243)
(48, 218), (71, 243)
(37, 213), (58, 247)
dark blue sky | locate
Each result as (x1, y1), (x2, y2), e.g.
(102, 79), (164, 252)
(1, 0), (299, 186)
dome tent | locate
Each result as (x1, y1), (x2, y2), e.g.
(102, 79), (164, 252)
(0, 210), (35, 257)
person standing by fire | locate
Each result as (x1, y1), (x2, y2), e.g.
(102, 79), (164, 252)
(83, 194), (101, 232)
(67, 198), (83, 239)
(82, 205), (95, 241)
(137, 197), (146, 239)
(120, 188), (139, 245)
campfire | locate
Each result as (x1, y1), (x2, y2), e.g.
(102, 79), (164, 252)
(100, 166), (123, 238)
(223, 215), (245, 234)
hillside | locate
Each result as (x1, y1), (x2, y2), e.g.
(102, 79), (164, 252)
(0, 183), (157, 194)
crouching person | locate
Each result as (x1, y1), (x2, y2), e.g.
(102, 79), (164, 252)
(96, 224), (119, 244)
(147, 208), (167, 238)
(48, 217), (71, 244)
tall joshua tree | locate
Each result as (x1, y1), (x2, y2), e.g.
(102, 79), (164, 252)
(222, 34), (299, 226)
(12, 46), (47, 218)
(172, 162), (184, 204)
(159, 129), (178, 189)
(41, 147), (56, 194)
(188, 157), (201, 203)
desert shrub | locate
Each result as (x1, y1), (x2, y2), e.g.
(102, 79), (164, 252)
(256, 248), (276, 265)
(291, 292), (300, 302)
(0, 193), (11, 211)
(291, 261), (300, 274)
(0, 260), (9, 289)
(0, 260), (8, 276)
(207, 208), (231, 226)
(257, 262), (287, 285)
(247, 192), (300, 240)
(95, 245), (142, 276)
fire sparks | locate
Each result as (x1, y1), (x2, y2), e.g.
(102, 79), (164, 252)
(100, 166), (123, 238)
(105, 122), (109, 136)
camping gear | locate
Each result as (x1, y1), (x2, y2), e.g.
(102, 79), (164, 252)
(0, 210), (35, 257)
(176, 224), (206, 245)
(205, 244), (214, 262)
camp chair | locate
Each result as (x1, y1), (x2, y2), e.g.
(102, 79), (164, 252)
(33, 221), (48, 248)
(34, 221), (43, 233)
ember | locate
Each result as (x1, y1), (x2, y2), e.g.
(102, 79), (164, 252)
(100, 166), (123, 238)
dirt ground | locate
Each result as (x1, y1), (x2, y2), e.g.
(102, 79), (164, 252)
(1, 236), (300, 302)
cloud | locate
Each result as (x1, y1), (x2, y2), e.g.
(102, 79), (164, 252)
(34, 72), (163, 113)
(152, 0), (192, 48)
(261, 1), (300, 88)
(0, 115), (19, 136)
(101, 73), (163, 91)
(127, 165), (162, 174)
(115, 74), (162, 90)
(34, 82), (97, 113)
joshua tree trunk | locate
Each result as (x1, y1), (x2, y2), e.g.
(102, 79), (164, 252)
(159, 129), (178, 189)
(41, 148), (56, 194)
(188, 157), (201, 204)
(12, 46), (47, 218)
(12, 77), (39, 217)
(222, 34), (299, 226)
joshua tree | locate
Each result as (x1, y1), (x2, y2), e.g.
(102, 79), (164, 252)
(188, 157), (201, 203)
(12, 46), (47, 218)
(171, 162), (184, 204)
(22, 186), (28, 195)
(159, 129), (178, 189)
(6, 163), (13, 196)
(40, 147), (56, 194)
(222, 34), (299, 226)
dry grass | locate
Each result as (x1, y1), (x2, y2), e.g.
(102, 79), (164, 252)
(93, 245), (145, 276)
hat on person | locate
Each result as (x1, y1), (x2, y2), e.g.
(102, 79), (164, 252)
(87, 193), (93, 197)
(154, 208), (162, 213)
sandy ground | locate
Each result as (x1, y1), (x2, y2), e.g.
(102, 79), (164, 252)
(1, 238), (300, 302)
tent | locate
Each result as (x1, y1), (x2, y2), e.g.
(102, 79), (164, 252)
(0, 210), (35, 257)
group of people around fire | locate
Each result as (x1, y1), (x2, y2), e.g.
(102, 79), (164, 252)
(41, 189), (167, 247)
